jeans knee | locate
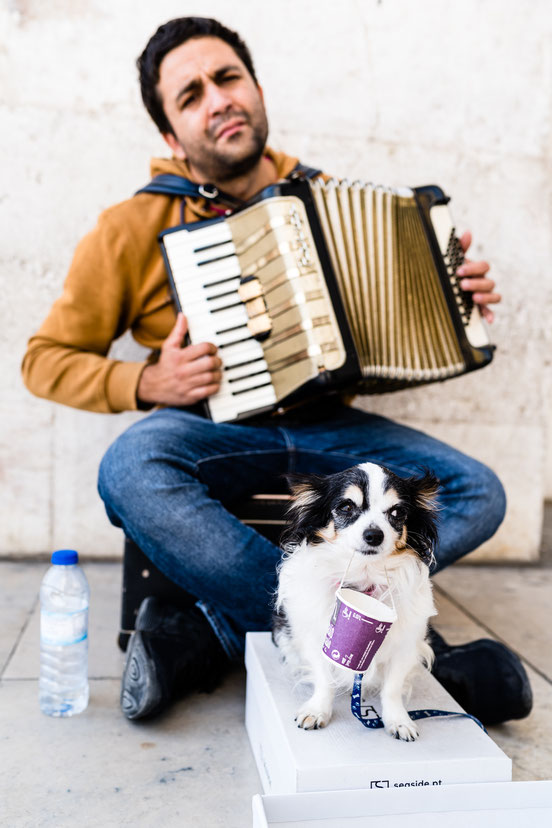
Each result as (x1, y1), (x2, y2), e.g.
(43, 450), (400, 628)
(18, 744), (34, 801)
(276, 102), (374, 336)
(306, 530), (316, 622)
(475, 462), (507, 534)
(431, 457), (507, 573)
(97, 426), (154, 513)
(97, 436), (131, 519)
(453, 459), (506, 546)
(97, 415), (202, 529)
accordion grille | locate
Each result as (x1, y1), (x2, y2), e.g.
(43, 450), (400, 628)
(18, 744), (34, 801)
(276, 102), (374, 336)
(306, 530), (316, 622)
(310, 179), (465, 382)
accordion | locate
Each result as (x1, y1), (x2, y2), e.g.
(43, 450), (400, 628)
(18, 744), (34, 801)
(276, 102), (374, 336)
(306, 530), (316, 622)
(159, 177), (494, 423)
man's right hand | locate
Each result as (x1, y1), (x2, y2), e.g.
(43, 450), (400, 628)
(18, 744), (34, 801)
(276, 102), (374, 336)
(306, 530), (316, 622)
(137, 313), (222, 407)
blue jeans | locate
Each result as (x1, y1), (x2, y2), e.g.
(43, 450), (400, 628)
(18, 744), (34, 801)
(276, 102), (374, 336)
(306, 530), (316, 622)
(98, 401), (506, 660)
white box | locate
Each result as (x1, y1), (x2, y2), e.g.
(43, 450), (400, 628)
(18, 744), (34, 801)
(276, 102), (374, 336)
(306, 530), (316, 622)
(251, 781), (552, 827)
(245, 632), (511, 796)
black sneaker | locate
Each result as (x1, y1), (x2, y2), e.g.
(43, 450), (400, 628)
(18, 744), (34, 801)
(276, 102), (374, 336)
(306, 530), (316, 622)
(429, 628), (533, 726)
(120, 597), (229, 721)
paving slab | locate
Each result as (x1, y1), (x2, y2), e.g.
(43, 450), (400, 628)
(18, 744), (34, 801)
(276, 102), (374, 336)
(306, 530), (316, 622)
(433, 589), (552, 781)
(0, 562), (44, 675)
(0, 672), (261, 828)
(0, 560), (262, 827)
(433, 566), (552, 679)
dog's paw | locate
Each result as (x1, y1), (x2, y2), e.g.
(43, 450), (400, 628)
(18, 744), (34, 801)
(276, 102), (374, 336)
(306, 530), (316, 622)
(385, 717), (419, 742)
(295, 705), (332, 730)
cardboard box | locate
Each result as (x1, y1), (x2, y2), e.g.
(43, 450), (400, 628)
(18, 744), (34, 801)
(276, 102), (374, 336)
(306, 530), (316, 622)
(251, 781), (552, 827)
(245, 632), (511, 796)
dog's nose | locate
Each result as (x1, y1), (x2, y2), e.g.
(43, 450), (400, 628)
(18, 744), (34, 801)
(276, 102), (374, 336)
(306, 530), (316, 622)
(363, 526), (384, 547)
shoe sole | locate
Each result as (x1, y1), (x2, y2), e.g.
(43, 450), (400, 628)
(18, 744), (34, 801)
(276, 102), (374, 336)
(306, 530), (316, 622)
(120, 631), (164, 720)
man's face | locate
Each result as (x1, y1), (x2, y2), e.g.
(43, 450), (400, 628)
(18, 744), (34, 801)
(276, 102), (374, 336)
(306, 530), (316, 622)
(157, 36), (269, 183)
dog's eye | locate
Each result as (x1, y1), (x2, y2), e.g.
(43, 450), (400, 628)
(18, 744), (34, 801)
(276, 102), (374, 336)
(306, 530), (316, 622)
(337, 499), (355, 514)
(389, 505), (406, 522)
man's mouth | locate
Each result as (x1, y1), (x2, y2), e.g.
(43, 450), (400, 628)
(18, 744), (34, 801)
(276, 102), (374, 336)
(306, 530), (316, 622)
(214, 117), (247, 140)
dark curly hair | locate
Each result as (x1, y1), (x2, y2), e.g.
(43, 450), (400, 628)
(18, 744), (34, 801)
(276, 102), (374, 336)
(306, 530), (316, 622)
(137, 17), (259, 135)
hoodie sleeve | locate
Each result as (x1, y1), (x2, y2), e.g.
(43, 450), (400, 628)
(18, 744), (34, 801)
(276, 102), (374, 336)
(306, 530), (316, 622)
(21, 210), (148, 413)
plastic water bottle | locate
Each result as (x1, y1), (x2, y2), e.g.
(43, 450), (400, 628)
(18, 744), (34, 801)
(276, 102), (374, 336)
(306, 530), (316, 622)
(39, 549), (90, 717)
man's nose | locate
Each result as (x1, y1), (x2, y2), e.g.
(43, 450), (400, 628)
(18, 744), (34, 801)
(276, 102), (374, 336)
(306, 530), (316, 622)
(363, 526), (384, 547)
(205, 82), (233, 116)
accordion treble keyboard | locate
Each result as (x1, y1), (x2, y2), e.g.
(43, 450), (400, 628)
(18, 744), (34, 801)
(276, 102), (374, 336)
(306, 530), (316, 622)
(161, 196), (347, 422)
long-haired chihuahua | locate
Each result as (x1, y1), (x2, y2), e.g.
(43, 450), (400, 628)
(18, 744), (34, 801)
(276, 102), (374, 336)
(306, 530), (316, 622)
(274, 462), (440, 741)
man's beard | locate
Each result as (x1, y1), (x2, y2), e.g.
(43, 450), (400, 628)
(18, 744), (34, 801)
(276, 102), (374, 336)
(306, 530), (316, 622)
(181, 108), (269, 185)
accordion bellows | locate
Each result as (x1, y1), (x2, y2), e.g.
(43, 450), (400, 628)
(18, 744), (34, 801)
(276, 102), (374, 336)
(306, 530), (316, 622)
(313, 179), (470, 382)
(160, 178), (493, 423)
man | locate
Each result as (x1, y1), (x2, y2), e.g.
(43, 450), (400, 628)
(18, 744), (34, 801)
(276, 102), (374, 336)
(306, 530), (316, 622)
(22, 17), (531, 725)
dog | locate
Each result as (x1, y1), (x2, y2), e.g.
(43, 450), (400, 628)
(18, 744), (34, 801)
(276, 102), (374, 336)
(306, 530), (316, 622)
(273, 462), (440, 741)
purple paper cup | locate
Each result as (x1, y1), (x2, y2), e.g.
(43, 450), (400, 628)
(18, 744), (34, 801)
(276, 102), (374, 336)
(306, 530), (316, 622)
(322, 587), (397, 673)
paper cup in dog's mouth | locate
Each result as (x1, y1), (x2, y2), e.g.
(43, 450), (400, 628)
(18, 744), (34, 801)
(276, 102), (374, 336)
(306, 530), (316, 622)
(322, 587), (397, 672)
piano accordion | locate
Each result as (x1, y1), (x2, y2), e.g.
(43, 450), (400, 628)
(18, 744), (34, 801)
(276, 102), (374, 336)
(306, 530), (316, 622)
(159, 178), (494, 423)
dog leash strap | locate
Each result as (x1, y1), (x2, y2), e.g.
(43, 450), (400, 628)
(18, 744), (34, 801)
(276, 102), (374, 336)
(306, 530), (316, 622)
(351, 673), (487, 733)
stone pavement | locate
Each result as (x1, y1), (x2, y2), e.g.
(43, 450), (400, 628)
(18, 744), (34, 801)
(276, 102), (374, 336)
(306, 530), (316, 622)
(1, 540), (551, 827)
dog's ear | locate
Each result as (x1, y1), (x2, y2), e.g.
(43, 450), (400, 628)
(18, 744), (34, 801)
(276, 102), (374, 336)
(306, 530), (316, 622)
(284, 473), (324, 507)
(281, 473), (327, 548)
(413, 471), (440, 512)
(403, 470), (440, 567)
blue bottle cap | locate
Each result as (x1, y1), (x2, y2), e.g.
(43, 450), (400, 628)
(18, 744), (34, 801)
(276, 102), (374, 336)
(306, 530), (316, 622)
(51, 549), (79, 565)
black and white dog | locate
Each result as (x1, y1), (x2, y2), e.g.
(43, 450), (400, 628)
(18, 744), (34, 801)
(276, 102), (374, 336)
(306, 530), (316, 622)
(274, 462), (440, 741)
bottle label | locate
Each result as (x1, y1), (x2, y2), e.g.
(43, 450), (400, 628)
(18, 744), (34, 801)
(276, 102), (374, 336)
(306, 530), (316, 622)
(41, 609), (88, 646)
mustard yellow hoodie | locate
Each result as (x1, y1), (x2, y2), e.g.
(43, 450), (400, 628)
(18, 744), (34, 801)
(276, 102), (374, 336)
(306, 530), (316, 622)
(22, 150), (300, 413)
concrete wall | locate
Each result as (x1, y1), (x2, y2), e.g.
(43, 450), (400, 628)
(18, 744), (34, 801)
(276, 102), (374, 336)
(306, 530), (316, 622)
(1, 0), (550, 560)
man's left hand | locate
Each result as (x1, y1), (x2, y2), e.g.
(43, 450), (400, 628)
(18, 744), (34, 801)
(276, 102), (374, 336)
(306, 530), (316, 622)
(456, 231), (501, 323)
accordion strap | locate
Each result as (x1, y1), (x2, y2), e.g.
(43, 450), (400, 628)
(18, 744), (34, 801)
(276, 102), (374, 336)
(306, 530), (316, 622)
(136, 174), (208, 199)
(134, 162), (322, 206)
(287, 162), (323, 180)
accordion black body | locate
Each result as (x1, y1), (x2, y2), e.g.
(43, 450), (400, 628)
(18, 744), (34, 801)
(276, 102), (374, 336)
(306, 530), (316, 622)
(159, 178), (494, 423)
